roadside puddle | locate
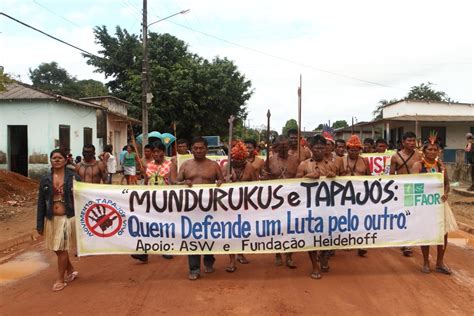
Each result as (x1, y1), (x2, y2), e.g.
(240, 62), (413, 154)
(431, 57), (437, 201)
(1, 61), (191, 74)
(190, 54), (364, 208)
(0, 251), (49, 285)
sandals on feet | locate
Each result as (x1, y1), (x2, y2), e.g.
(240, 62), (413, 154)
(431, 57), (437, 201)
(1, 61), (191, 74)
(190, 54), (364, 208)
(286, 259), (297, 269)
(204, 267), (215, 273)
(311, 272), (322, 279)
(275, 255), (282, 266)
(188, 273), (200, 280)
(52, 282), (67, 292)
(421, 266), (431, 273)
(226, 266), (237, 273)
(402, 247), (413, 257)
(237, 256), (249, 264)
(64, 271), (79, 283)
(435, 265), (452, 275)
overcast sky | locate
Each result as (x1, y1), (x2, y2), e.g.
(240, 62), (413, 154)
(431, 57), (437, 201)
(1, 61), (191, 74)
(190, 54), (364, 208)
(1, 0), (473, 133)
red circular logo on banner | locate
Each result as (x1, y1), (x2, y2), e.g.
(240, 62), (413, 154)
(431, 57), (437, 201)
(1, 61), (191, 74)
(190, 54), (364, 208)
(84, 203), (123, 237)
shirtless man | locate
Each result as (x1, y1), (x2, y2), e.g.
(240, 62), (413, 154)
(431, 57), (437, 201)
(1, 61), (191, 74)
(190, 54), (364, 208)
(245, 139), (265, 178)
(324, 135), (345, 176)
(342, 135), (371, 257)
(390, 131), (421, 257)
(296, 135), (337, 278)
(335, 139), (346, 158)
(76, 144), (107, 183)
(287, 129), (312, 162)
(363, 138), (375, 153)
(221, 141), (256, 272)
(262, 135), (300, 268)
(176, 137), (225, 280)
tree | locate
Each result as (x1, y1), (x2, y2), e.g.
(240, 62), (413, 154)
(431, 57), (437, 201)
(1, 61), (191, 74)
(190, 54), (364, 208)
(406, 82), (451, 102)
(282, 119), (298, 136)
(372, 98), (398, 120)
(84, 26), (253, 138)
(0, 67), (14, 91)
(29, 62), (73, 94)
(29, 62), (108, 98)
(331, 120), (348, 129)
(313, 124), (324, 132)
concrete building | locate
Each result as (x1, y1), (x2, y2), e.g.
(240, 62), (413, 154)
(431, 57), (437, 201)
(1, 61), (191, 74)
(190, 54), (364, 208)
(81, 96), (141, 161)
(0, 82), (140, 178)
(356, 100), (474, 163)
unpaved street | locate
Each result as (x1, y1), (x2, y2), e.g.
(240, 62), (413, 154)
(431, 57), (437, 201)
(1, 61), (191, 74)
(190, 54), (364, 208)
(1, 238), (473, 315)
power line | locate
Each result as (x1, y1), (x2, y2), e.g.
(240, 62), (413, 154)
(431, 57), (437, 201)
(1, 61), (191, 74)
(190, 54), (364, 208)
(1, 12), (97, 57)
(156, 18), (403, 90)
(0, 12), (127, 71)
(33, 0), (82, 29)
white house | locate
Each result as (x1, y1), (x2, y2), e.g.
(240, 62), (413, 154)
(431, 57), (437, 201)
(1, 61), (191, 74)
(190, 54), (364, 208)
(0, 82), (140, 178)
(81, 96), (141, 161)
(356, 100), (474, 162)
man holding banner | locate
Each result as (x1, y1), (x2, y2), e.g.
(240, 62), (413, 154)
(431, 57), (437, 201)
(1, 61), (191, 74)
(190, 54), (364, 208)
(342, 135), (371, 257)
(222, 141), (256, 272)
(263, 135), (299, 268)
(390, 131), (422, 257)
(176, 137), (225, 280)
(296, 135), (338, 278)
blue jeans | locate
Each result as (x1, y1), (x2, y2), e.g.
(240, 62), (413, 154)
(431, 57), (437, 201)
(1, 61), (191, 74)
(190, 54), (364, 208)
(188, 255), (215, 274)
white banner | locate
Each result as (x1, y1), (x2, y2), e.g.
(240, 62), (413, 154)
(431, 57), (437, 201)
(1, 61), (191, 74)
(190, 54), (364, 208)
(361, 151), (394, 175)
(74, 173), (444, 256)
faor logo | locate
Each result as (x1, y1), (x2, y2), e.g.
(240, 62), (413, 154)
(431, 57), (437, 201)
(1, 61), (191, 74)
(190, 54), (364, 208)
(404, 183), (441, 206)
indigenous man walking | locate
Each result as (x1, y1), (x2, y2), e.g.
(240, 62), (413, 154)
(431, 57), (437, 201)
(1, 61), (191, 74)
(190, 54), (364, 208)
(176, 137), (225, 280)
(390, 131), (421, 256)
(262, 135), (299, 268)
(342, 135), (371, 257)
(221, 141), (256, 272)
(245, 139), (265, 178)
(296, 135), (338, 278)
(76, 144), (107, 184)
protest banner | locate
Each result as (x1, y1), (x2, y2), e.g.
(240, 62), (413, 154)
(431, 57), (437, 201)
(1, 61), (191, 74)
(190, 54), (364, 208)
(74, 173), (444, 256)
(361, 151), (394, 175)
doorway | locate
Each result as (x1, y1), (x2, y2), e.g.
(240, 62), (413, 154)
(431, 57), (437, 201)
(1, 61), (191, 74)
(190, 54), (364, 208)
(8, 125), (28, 176)
(59, 125), (70, 152)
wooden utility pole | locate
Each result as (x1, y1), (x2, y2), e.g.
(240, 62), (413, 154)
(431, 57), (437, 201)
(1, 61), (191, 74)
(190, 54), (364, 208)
(297, 74), (302, 160)
(227, 115), (235, 179)
(265, 110), (271, 172)
(141, 0), (150, 155)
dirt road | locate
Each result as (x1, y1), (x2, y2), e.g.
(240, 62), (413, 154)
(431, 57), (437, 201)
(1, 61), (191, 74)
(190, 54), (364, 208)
(1, 239), (473, 315)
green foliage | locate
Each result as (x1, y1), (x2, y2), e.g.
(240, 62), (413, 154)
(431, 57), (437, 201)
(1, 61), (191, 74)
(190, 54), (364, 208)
(29, 62), (73, 94)
(0, 67), (14, 91)
(29, 62), (108, 98)
(313, 123), (324, 132)
(372, 98), (398, 120)
(406, 82), (451, 102)
(282, 119), (298, 136)
(372, 82), (452, 120)
(332, 120), (348, 129)
(84, 26), (253, 138)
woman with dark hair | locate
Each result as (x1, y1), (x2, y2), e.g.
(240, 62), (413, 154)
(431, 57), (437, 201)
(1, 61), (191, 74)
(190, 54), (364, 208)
(37, 149), (81, 291)
(123, 144), (142, 185)
(411, 134), (457, 275)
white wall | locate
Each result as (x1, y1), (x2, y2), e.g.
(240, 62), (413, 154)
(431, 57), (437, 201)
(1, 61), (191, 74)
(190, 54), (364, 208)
(384, 100), (474, 118)
(0, 100), (101, 177)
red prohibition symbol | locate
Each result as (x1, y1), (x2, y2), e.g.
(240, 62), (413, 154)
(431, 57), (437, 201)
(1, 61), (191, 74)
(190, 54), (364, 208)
(85, 203), (123, 237)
